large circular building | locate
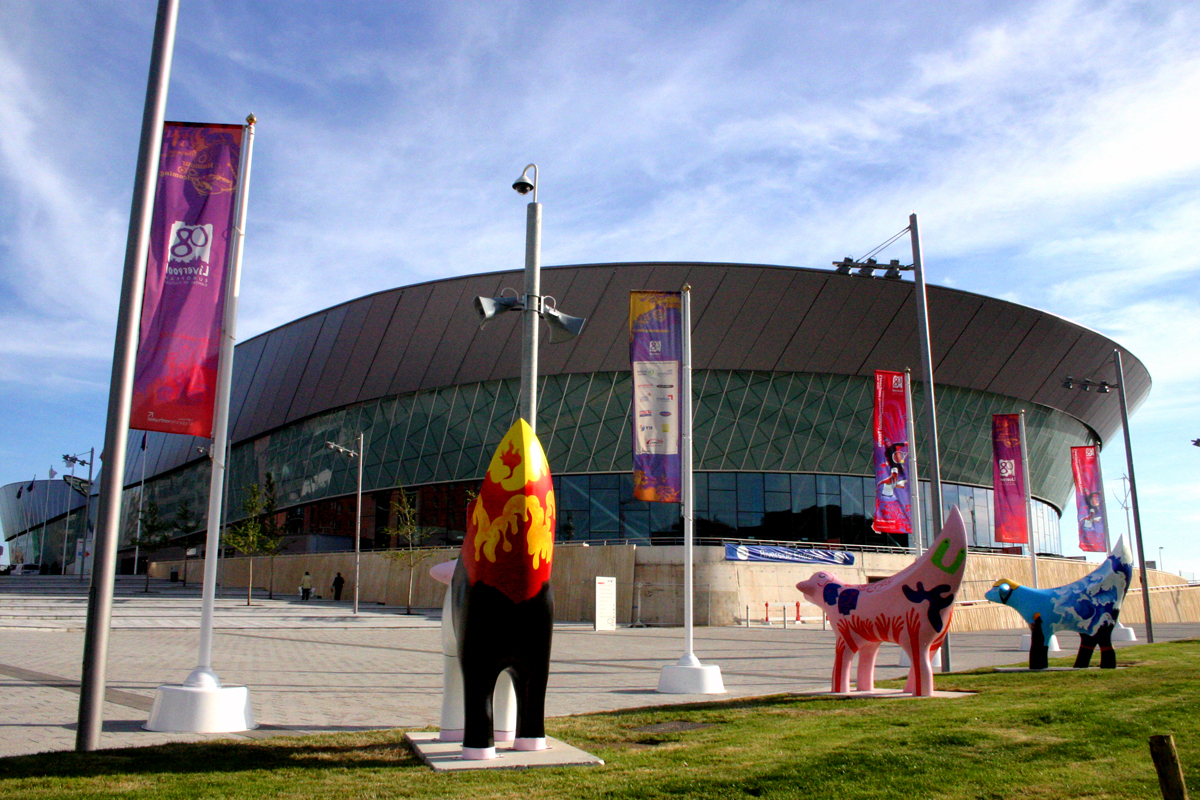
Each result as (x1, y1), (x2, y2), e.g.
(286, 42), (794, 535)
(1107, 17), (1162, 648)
(2, 262), (1150, 572)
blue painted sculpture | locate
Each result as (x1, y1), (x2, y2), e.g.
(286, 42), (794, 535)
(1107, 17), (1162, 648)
(985, 536), (1134, 669)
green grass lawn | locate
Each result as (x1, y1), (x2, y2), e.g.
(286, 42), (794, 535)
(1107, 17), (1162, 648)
(3, 640), (1199, 800)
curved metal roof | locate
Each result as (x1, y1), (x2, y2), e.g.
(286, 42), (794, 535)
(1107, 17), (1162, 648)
(120, 262), (1149, 487)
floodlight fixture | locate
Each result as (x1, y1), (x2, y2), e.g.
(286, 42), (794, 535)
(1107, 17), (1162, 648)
(883, 259), (904, 279)
(856, 258), (878, 278)
(834, 257), (854, 275)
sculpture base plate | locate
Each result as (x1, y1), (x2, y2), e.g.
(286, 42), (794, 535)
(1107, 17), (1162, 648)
(1112, 624), (1137, 642)
(657, 664), (726, 694)
(144, 684), (256, 733)
(404, 732), (604, 771)
(794, 688), (975, 699)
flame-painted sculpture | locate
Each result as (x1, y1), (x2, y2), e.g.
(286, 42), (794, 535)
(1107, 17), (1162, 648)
(452, 419), (555, 760)
(986, 536), (1133, 669)
(796, 507), (968, 697)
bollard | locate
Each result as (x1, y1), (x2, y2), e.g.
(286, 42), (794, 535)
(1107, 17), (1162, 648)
(745, 604), (750, 628)
(796, 600), (801, 623)
(782, 604), (787, 629)
(1149, 735), (1190, 800)
(764, 601), (770, 625)
(822, 611), (827, 631)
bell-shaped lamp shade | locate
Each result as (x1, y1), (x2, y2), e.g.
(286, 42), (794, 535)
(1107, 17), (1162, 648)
(543, 305), (586, 344)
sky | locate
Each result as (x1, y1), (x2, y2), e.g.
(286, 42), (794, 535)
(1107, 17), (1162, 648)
(1, 0), (1197, 573)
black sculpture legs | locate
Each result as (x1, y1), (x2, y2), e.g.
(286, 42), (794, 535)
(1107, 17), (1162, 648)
(1028, 613), (1049, 670)
(1074, 622), (1117, 669)
(455, 577), (554, 752)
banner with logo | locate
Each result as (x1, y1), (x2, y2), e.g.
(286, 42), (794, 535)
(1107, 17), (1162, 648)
(630, 291), (681, 502)
(871, 370), (912, 534)
(131, 122), (244, 437)
(992, 414), (1027, 543)
(724, 543), (855, 565)
(1071, 445), (1108, 553)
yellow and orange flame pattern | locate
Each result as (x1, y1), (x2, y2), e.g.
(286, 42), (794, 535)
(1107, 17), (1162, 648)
(463, 420), (556, 602)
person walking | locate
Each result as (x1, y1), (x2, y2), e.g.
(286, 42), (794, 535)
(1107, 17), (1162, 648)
(300, 571), (313, 601)
(332, 572), (346, 602)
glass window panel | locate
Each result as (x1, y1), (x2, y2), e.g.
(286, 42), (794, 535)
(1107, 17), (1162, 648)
(816, 474), (840, 497)
(764, 473), (789, 493)
(791, 474), (816, 513)
(590, 473), (618, 490)
(765, 491), (790, 514)
(840, 476), (864, 518)
(649, 503), (680, 535)
(737, 473), (764, 512)
(709, 490), (736, 527)
(562, 475), (590, 511)
(709, 472), (735, 491)
(621, 503), (649, 542)
(693, 472), (708, 512)
(591, 488), (620, 534)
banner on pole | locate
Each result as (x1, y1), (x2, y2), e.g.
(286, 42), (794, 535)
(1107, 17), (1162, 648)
(630, 291), (681, 502)
(992, 414), (1028, 543)
(1071, 445), (1108, 553)
(131, 122), (244, 437)
(871, 370), (912, 534)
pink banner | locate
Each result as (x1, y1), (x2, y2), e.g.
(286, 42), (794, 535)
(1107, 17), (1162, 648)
(131, 122), (243, 437)
(871, 370), (912, 534)
(992, 414), (1027, 544)
(1071, 446), (1108, 553)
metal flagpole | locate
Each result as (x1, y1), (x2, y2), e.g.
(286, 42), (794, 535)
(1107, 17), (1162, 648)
(76, 0), (179, 752)
(657, 285), (724, 694)
(903, 368), (923, 556)
(1114, 349), (1154, 643)
(909, 212), (950, 672)
(1019, 410), (1038, 588)
(190, 115), (256, 688)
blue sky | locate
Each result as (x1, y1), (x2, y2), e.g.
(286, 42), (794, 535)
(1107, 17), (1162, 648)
(2, 1), (1197, 574)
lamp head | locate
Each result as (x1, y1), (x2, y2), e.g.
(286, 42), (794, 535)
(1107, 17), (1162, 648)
(1062, 376), (1075, 390)
(834, 257), (854, 275)
(542, 302), (586, 344)
(513, 164), (537, 198)
(475, 294), (524, 327)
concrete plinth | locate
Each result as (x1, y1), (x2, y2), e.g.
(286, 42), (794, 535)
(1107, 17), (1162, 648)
(657, 663), (725, 694)
(1112, 624), (1137, 642)
(144, 684), (256, 733)
(405, 732), (603, 771)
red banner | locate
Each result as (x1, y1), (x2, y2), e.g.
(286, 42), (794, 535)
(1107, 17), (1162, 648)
(1071, 446), (1109, 553)
(992, 414), (1027, 544)
(131, 122), (244, 437)
(871, 370), (912, 534)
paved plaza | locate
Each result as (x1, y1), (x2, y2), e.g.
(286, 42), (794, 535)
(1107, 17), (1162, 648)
(2, 576), (1194, 758)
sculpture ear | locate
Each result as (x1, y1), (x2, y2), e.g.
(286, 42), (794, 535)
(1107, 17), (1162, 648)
(998, 583), (1012, 603)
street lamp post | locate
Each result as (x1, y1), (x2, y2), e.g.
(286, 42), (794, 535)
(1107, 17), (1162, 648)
(1063, 347), (1153, 642)
(62, 451), (94, 576)
(327, 433), (364, 615)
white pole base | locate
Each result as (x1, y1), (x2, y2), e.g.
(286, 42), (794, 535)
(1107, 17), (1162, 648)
(513, 737), (547, 751)
(144, 684), (256, 733)
(1019, 634), (1062, 653)
(1112, 623), (1137, 642)
(898, 647), (942, 668)
(657, 663), (725, 694)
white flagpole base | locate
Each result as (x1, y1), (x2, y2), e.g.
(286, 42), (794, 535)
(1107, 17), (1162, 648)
(144, 683), (256, 733)
(657, 654), (725, 694)
(1019, 634), (1062, 653)
(1112, 623), (1137, 642)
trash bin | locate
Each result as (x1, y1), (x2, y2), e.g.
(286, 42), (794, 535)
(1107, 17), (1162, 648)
(170, 570), (179, 582)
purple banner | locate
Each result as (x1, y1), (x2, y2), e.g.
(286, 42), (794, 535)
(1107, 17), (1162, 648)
(630, 291), (681, 502)
(992, 414), (1028, 544)
(872, 370), (912, 534)
(1072, 446), (1108, 553)
(131, 122), (243, 437)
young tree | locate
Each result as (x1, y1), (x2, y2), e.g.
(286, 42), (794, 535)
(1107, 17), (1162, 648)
(131, 499), (172, 593)
(262, 472), (285, 599)
(224, 483), (285, 606)
(381, 490), (434, 614)
(175, 500), (199, 588)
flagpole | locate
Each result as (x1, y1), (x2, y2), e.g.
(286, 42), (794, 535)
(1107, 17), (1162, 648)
(75, 0), (179, 752)
(134, 438), (146, 579)
(189, 114), (256, 689)
(1019, 410), (1038, 588)
(658, 284), (724, 694)
(904, 368), (923, 556)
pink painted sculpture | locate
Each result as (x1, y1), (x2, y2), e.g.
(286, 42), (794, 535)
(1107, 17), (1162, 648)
(796, 507), (968, 697)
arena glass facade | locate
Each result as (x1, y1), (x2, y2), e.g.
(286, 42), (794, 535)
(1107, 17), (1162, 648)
(2, 262), (1147, 571)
